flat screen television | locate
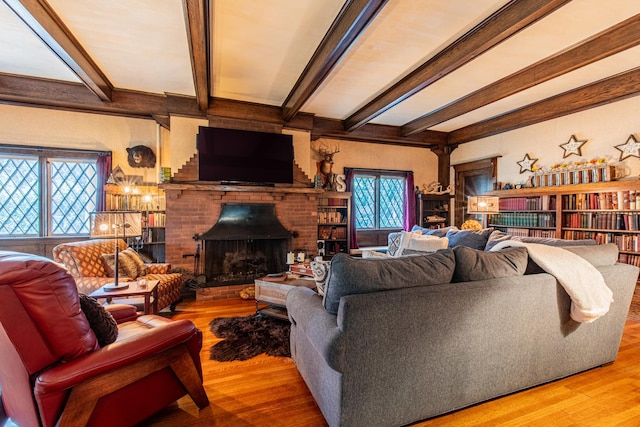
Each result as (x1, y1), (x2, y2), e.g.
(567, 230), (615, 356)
(197, 126), (294, 184)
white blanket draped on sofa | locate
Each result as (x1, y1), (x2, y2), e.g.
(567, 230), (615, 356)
(490, 241), (613, 323)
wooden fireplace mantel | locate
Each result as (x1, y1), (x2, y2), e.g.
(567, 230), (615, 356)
(160, 182), (324, 195)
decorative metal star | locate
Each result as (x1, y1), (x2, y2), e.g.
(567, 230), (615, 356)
(517, 153), (538, 174)
(559, 135), (587, 158)
(615, 134), (640, 161)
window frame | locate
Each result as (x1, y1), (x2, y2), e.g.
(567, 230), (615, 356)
(352, 169), (408, 231)
(0, 144), (107, 238)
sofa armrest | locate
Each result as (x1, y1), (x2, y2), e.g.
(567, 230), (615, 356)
(286, 287), (345, 372)
(34, 318), (200, 393)
(146, 263), (171, 274)
(105, 304), (139, 323)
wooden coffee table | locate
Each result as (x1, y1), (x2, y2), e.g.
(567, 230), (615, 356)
(89, 280), (160, 315)
(254, 275), (316, 320)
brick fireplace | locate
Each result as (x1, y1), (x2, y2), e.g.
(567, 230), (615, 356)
(161, 154), (321, 292)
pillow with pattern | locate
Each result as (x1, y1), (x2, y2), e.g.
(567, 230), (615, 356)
(121, 248), (147, 276)
(310, 260), (331, 296)
(79, 294), (118, 347)
(101, 252), (139, 278)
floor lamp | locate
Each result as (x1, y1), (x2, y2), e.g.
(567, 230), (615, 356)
(466, 196), (500, 229)
(90, 211), (142, 290)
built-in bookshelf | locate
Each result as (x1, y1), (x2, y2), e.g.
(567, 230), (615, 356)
(104, 184), (166, 262)
(318, 192), (351, 260)
(484, 180), (640, 267)
(416, 194), (451, 229)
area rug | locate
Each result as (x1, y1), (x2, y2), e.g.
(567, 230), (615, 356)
(209, 314), (290, 361)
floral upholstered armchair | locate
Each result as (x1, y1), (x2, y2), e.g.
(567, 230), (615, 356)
(53, 238), (183, 312)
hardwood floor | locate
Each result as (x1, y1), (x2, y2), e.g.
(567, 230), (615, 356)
(142, 297), (640, 427)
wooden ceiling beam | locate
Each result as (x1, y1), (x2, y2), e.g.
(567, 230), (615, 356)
(281, 0), (388, 121)
(182, 0), (210, 111)
(3, 0), (113, 101)
(312, 117), (447, 148)
(448, 67), (640, 145)
(343, 0), (571, 132)
(402, 12), (640, 136)
(0, 73), (204, 122)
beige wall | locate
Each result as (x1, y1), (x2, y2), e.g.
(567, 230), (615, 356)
(0, 104), (163, 183)
(451, 96), (640, 187)
(312, 138), (438, 189)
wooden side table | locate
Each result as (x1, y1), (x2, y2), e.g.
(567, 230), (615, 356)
(254, 275), (316, 320)
(89, 280), (160, 315)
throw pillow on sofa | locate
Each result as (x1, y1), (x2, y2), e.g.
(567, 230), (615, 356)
(121, 248), (147, 276)
(311, 260), (331, 296)
(323, 250), (455, 315)
(452, 245), (528, 282)
(101, 252), (139, 279)
(410, 224), (457, 237)
(79, 294), (118, 347)
(398, 232), (449, 256)
(446, 228), (494, 250)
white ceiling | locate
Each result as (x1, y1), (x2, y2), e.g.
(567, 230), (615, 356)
(1, 0), (640, 139)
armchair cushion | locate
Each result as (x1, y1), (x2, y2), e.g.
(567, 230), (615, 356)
(79, 294), (118, 347)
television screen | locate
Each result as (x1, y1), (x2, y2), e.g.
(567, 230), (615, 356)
(197, 126), (294, 184)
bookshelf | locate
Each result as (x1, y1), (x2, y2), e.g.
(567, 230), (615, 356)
(485, 180), (640, 266)
(318, 192), (351, 260)
(104, 184), (167, 262)
(416, 194), (451, 229)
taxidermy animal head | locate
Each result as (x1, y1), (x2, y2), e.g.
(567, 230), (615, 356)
(126, 145), (156, 168)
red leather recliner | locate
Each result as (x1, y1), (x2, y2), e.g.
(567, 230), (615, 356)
(0, 251), (209, 427)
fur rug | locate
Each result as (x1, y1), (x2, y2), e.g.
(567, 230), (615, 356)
(209, 314), (291, 362)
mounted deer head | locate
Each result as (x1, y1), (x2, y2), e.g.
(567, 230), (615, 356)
(316, 144), (340, 176)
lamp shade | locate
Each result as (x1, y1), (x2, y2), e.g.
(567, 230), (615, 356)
(90, 211), (142, 239)
(467, 196), (500, 214)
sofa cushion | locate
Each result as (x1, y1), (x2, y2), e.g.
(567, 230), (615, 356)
(452, 246), (528, 282)
(446, 228), (494, 250)
(323, 250), (455, 315)
(79, 294), (118, 347)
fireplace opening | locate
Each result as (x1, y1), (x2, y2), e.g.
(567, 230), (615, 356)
(203, 239), (287, 285)
(196, 203), (292, 286)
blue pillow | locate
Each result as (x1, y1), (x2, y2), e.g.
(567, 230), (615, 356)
(445, 228), (494, 250)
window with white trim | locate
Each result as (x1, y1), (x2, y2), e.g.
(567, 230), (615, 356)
(353, 172), (405, 230)
(0, 146), (100, 237)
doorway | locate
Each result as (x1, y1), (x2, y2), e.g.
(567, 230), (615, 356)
(453, 157), (499, 227)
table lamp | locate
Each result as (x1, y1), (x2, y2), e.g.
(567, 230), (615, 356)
(466, 196), (499, 228)
(90, 211), (142, 290)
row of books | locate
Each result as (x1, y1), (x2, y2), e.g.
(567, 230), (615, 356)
(618, 253), (640, 266)
(318, 209), (345, 224)
(105, 194), (166, 211)
(318, 226), (347, 240)
(144, 212), (166, 227)
(562, 231), (640, 253)
(498, 228), (556, 238)
(499, 196), (556, 211)
(562, 212), (640, 231)
(489, 212), (555, 228)
(561, 191), (640, 210)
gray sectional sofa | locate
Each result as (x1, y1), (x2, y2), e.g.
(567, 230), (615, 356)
(286, 242), (639, 427)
